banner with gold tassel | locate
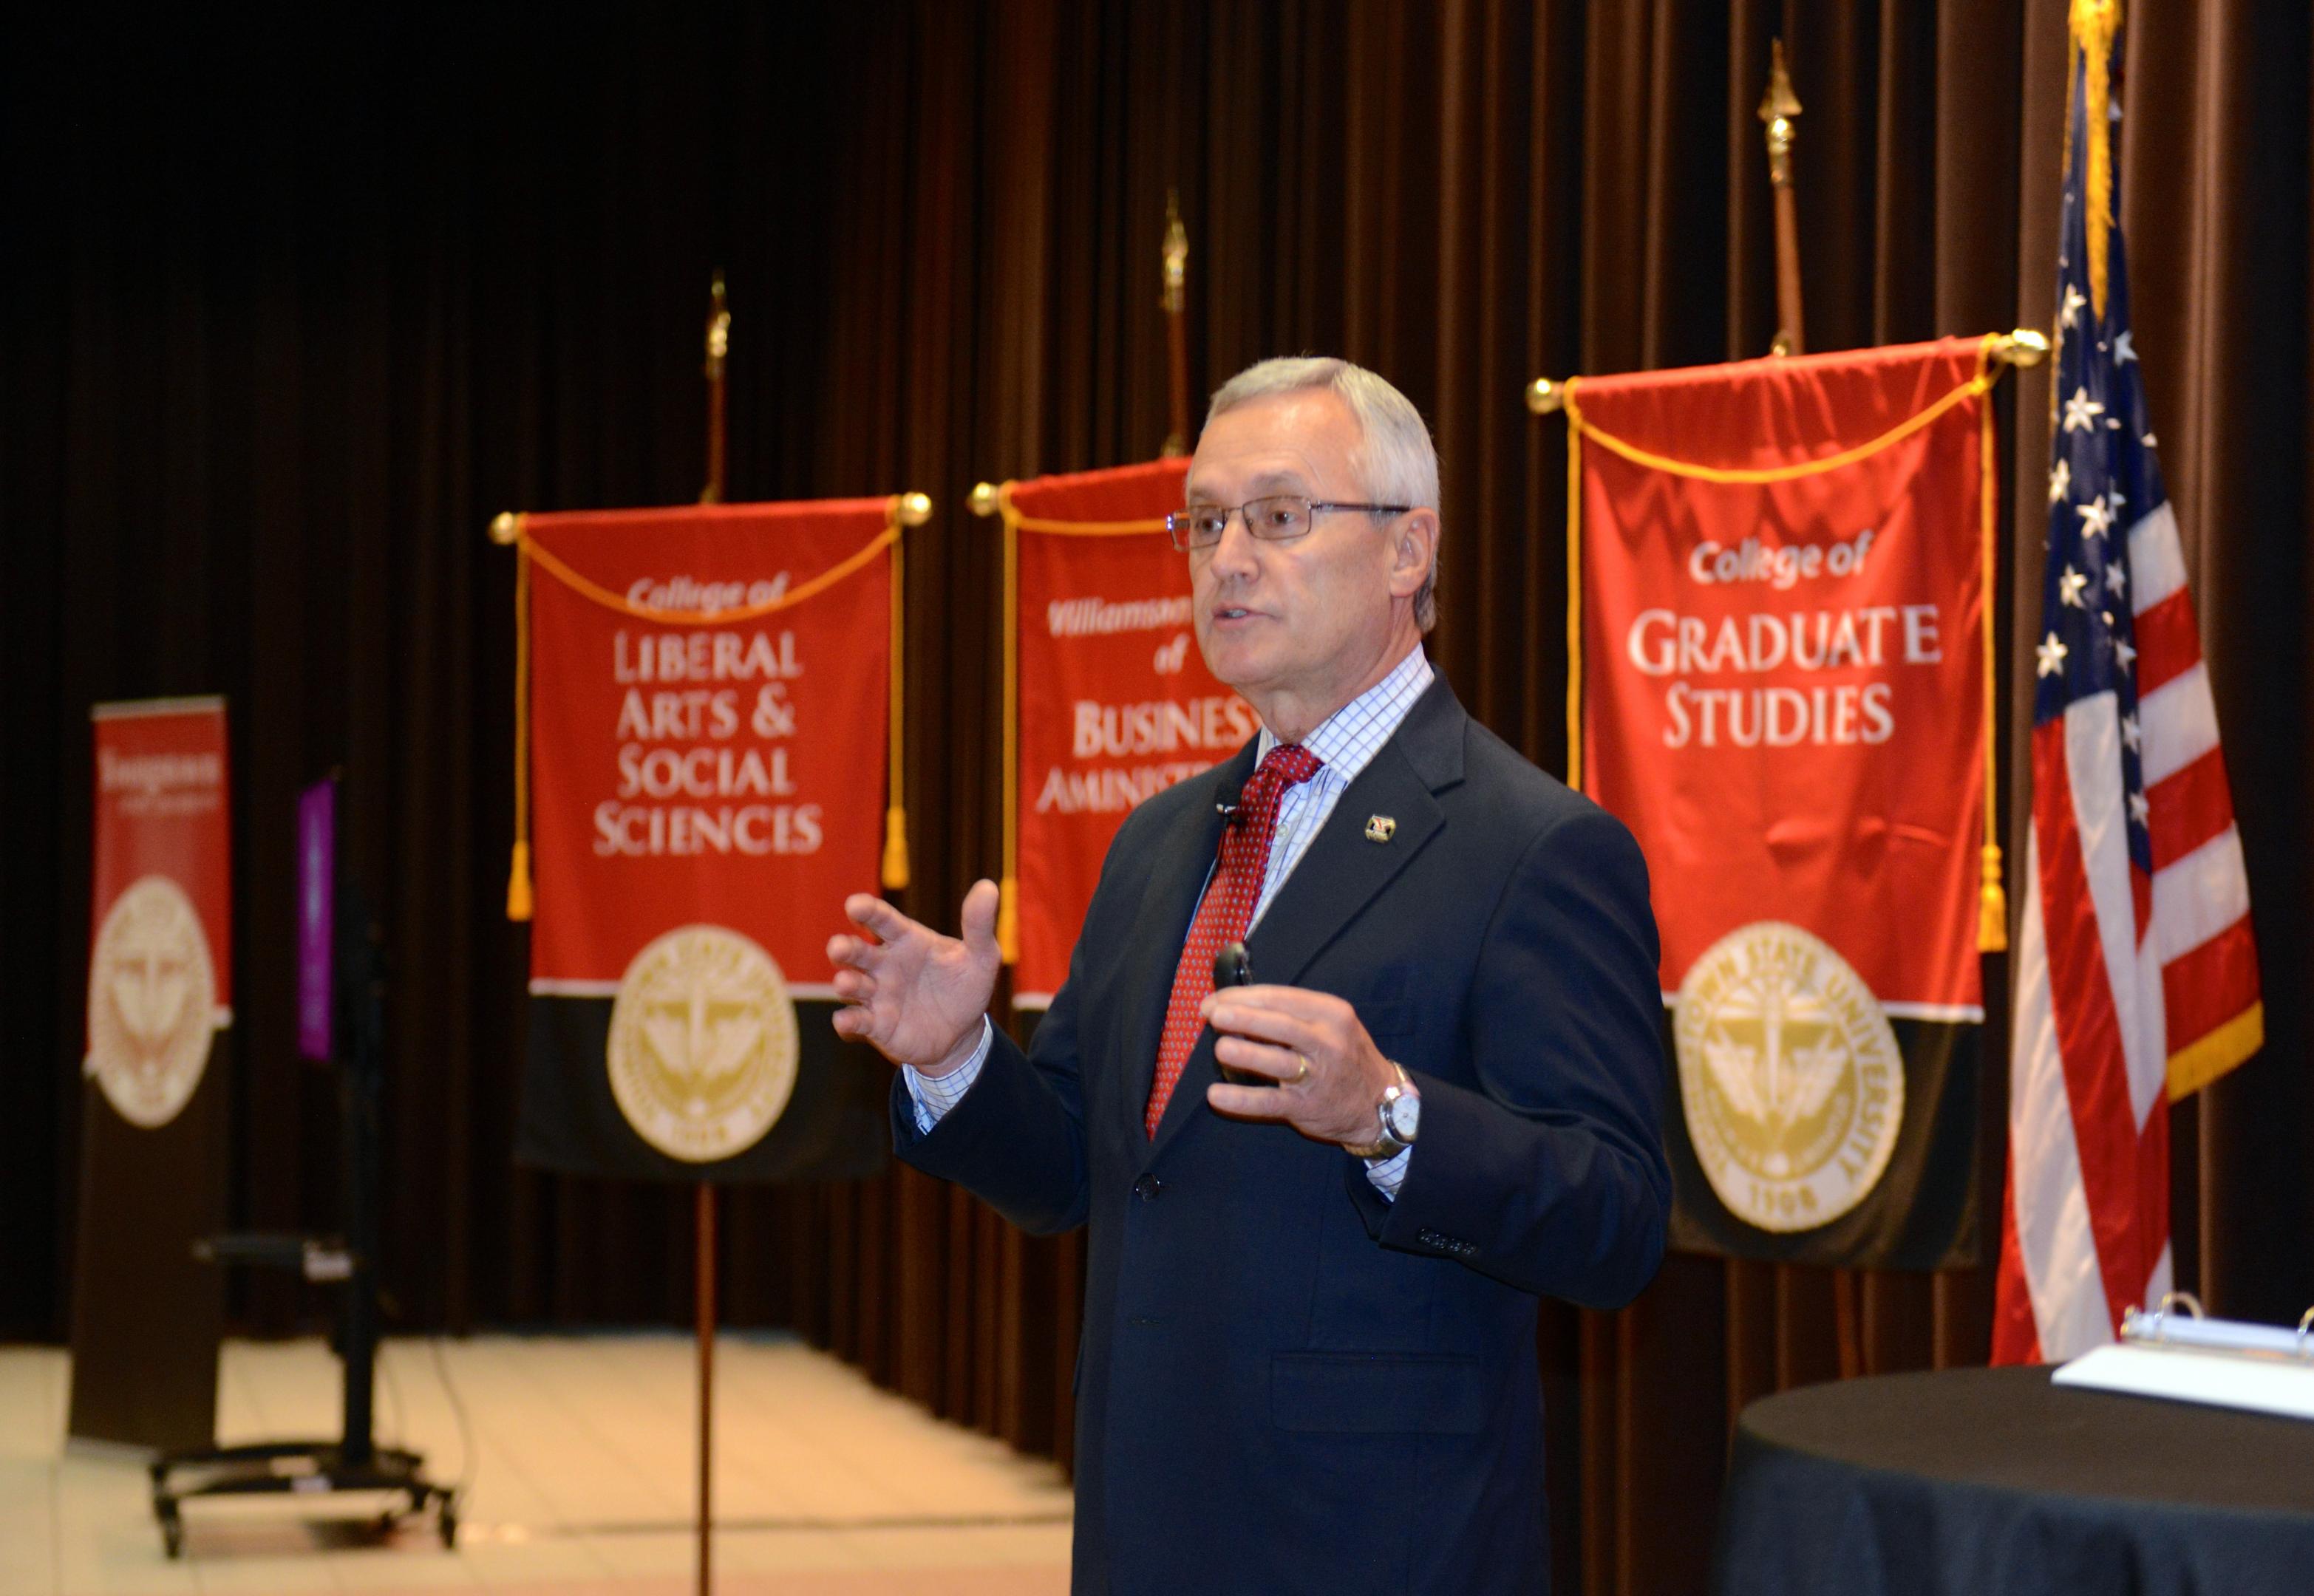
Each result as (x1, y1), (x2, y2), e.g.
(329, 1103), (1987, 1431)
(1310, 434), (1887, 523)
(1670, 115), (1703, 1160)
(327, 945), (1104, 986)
(497, 494), (923, 1182)
(1542, 333), (2037, 1269)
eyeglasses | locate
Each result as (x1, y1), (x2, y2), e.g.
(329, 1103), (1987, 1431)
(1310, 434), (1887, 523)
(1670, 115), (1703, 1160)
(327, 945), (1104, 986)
(1164, 495), (1411, 552)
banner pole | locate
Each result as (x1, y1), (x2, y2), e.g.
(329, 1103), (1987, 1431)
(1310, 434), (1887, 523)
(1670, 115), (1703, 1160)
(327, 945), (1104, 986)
(1160, 192), (1190, 457)
(695, 269), (729, 1596)
(1759, 40), (1807, 357)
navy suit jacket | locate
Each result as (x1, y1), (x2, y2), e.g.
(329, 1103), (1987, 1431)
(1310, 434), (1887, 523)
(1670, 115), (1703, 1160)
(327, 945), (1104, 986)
(893, 677), (1670, 1595)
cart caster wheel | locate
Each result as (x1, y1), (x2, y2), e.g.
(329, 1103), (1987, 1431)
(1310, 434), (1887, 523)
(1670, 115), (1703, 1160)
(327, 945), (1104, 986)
(438, 1506), (458, 1548)
(161, 1518), (183, 1559)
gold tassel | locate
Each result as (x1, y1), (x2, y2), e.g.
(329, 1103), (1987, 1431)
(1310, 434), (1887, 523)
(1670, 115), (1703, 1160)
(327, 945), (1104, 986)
(997, 876), (1020, 965)
(1978, 844), (2008, 953)
(882, 505), (909, 893)
(508, 528), (534, 922)
(507, 840), (534, 922)
(882, 807), (911, 891)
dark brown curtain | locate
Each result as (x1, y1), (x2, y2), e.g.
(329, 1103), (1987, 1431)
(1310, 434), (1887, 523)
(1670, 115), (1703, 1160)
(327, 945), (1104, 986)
(6, 4), (2308, 1592)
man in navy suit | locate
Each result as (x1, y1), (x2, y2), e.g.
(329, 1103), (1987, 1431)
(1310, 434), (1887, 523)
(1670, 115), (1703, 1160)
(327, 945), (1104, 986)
(829, 358), (1668, 1593)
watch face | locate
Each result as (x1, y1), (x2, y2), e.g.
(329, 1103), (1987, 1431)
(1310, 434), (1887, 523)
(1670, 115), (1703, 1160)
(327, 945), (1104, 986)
(1384, 1087), (1420, 1142)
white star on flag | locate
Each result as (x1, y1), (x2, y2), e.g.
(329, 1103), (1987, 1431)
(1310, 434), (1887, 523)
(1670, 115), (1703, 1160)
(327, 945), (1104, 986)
(2077, 497), (2116, 537)
(2114, 330), (2137, 364)
(2059, 567), (2089, 607)
(2037, 632), (2069, 677)
(2049, 459), (2072, 504)
(2120, 714), (2142, 751)
(2061, 284), (2087, 329)
(2062, 387), (2106, 433)
(2106, 562), (2128, 596)
(2128, 789), (2151, 827)
(2114, 634), (2137, 669)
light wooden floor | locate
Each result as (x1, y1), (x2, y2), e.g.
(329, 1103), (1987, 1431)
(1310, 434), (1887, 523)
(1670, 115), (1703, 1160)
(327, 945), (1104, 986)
(0, 1333), (1072, 1596)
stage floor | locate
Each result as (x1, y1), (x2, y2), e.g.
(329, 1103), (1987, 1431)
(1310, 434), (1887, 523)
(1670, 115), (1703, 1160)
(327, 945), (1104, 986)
(0, 1332), (1071, 1596)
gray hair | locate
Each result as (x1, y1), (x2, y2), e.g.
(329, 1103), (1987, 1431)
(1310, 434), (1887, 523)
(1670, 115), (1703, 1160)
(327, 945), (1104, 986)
(1205, 357), (1442, 631)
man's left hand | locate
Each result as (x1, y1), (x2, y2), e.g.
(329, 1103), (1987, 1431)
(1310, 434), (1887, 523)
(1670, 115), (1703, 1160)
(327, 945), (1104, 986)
(1202, 985), (1395, 1149)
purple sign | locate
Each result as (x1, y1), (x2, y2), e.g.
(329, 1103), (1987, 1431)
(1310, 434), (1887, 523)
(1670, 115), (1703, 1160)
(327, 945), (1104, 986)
(296, 780), (335, 1060)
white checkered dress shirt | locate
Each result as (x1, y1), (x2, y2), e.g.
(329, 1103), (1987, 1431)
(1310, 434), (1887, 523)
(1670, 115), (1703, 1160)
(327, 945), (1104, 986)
(906, 647), (1436, 1197)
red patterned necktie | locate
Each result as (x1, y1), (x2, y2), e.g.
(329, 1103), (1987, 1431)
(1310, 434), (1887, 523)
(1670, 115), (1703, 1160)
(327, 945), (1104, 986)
(1145, 743), (1324, 1136)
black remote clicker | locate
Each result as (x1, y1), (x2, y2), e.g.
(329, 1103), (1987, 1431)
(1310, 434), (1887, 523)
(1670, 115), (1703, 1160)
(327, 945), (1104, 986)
(1211, 941), (1270, 1086)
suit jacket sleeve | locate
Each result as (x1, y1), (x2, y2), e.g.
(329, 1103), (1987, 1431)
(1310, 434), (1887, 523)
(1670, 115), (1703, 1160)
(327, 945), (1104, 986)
(885, 833), (1129, 1234)
(1352, 803), (1672, 1309)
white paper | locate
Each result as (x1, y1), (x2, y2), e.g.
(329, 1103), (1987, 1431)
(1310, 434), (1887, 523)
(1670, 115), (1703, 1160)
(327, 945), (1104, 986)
(2053, 1342), (2314, 1422)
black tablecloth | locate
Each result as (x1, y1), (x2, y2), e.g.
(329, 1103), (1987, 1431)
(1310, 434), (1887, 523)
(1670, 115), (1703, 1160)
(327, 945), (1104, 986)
(1714, 1365), (2314, 1596)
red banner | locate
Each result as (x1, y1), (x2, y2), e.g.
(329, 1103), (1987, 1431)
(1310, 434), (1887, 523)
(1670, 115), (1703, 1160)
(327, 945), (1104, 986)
(1004, 460), (1256, 1006)
(86, 698), (232, 1129)
(521, 501), (896, 994)
(1576, 338), (1994, 1012)
(1573, 338), (2000, 1258)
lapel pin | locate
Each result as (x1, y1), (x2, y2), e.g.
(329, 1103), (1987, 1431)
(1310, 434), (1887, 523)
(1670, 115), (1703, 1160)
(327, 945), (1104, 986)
(1364, 814), (1397, 844)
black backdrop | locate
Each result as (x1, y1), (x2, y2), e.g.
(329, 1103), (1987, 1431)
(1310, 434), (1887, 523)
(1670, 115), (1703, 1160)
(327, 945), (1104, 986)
(5, 5), (2309, 1592)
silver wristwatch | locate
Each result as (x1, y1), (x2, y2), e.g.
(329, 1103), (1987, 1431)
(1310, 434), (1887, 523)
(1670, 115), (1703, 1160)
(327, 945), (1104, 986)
(1344, 1062), (1420, 1160)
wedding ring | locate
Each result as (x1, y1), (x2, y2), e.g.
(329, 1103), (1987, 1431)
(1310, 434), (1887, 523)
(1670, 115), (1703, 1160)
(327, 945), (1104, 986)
(1291, 1055), (1312, 1085)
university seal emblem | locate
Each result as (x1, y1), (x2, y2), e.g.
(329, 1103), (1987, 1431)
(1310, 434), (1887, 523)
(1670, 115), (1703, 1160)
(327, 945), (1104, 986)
(607, 924), (798, 1162)
(1674, 921), (1903, 1232)
(85, 875), (217, 1128)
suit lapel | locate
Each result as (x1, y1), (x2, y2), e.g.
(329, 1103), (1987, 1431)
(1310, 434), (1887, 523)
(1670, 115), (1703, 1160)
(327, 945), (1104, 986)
(1241, 739), (1445, 990)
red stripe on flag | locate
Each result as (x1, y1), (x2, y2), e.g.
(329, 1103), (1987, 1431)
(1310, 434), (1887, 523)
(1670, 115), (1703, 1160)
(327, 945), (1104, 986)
(2032, 720), (2152, 1321)
(2132, 588), (2201, 698)
(2132, 1089), (2170, 1335)
(1992, 1152), (2046, 1365)
(2162, 916), (2263, 1055)
(2147, 748), (2236, 872)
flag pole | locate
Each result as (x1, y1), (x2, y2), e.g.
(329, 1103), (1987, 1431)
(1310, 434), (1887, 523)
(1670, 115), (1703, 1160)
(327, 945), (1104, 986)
(1760, 40), (1807, 357)
(1160, 191), (1191, 457)
(695, 270), (728, 1596)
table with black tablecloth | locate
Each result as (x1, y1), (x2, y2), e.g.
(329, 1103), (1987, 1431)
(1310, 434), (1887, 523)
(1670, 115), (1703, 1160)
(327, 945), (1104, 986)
(1714, 1364), (2314, 1596)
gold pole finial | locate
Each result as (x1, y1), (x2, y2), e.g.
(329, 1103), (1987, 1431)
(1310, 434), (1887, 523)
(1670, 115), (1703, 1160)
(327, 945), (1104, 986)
(969, 481), (1001, 518)
(1160, 191), (1192, 457)
(1995, 327), (2052, 369)
(1758, 40), (1803, 187)
(1525, 377), (1565, 416)
(1759, 38), (1808, 355)
(704, 271), (730, 378)
(489, 511), (522, 545)
(896, 491), (934, 528)
(1161, 191), (1188, 315)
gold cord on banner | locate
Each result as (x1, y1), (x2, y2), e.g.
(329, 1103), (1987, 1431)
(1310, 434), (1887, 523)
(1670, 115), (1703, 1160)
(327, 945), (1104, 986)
(494, 499), (924, 921)
(1548, 333), (2027, 949)
(882, 501), (913, 892)
(996, 486), (1021, 964)
(508, 516), (535, 921)
(1562, 366), (1995, 485)
(971, 478), (1180, 964)
(1975, 342), (2008, 952)
(1564, 421), (1585, 794)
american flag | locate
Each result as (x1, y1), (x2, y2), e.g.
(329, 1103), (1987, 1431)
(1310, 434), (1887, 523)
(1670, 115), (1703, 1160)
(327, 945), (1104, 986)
(1991, 13), (2264, 1365)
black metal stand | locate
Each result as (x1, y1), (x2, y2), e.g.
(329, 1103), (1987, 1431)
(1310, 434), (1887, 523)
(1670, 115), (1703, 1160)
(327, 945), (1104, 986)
(150, 907), (453, 1557)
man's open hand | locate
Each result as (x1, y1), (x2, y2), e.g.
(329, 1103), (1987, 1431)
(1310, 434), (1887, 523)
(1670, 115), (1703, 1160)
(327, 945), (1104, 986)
(828, 880), (1001, 1074)
(1202, 985), (1398, 1148)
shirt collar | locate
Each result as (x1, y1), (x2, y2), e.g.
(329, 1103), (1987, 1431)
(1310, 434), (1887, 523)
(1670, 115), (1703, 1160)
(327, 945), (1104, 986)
(1256, 647), (1435, 783)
